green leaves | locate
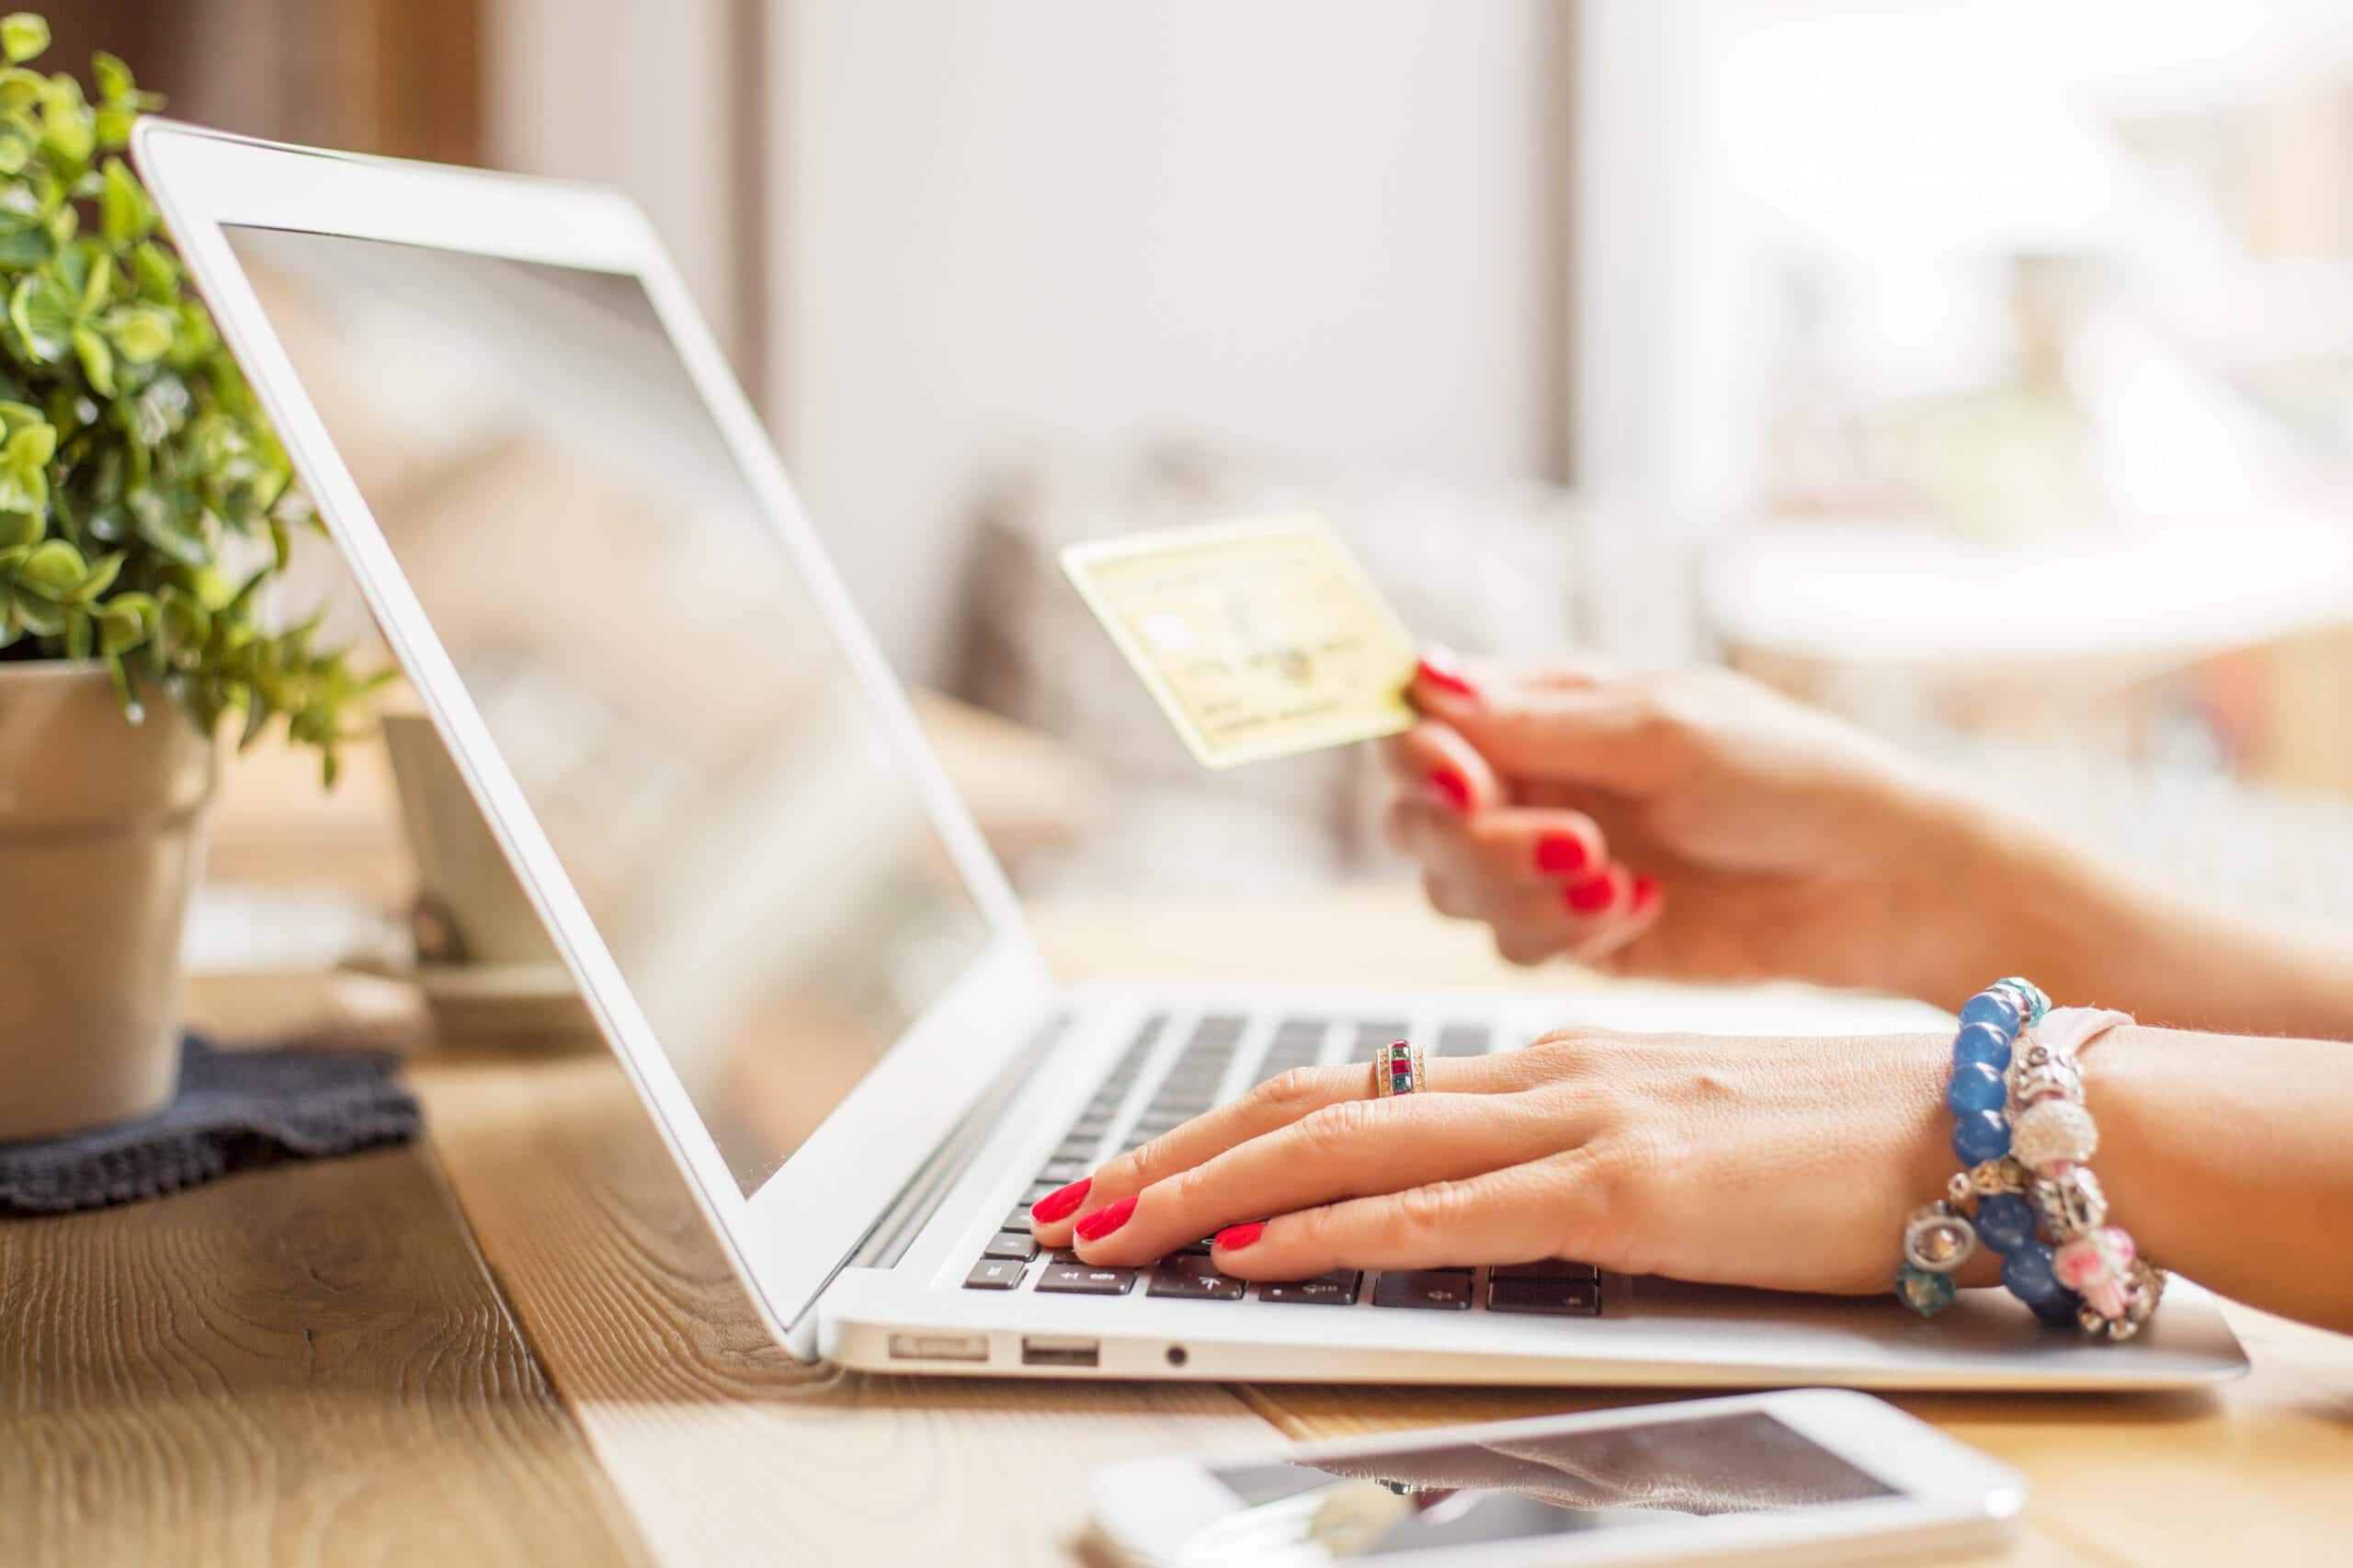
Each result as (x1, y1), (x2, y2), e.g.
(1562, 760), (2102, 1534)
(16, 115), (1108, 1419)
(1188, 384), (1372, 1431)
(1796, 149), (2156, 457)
(70, 318), (109, 392)
(8, 268), (68, 358)
(0, 14), (46, 66)
(17, 533), (80, 592)
(36, 70), (89, 166)
(98, 155), (146, 241)
(100, 301), (169, 361)
(0, 13), (372, 785)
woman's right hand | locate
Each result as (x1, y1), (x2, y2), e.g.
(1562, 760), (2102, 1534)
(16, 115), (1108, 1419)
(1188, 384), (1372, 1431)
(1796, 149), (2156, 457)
(1387, 651), (2005, 1006)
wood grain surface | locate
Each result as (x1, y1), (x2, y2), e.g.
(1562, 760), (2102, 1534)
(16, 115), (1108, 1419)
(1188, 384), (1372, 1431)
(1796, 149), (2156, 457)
(413, 1051), (1267, 1568)
(0, 1142), (646, 1568)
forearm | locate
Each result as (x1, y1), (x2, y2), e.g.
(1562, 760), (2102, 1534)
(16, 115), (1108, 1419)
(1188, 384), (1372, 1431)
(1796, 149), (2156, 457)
(2085, 1024), (2353, 1332)
(1915, 793), (2353, 1040)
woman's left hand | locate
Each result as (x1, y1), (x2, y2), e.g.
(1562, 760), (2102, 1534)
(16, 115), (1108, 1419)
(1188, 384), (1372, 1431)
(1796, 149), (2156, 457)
(1029, 1028), (1968, 1295)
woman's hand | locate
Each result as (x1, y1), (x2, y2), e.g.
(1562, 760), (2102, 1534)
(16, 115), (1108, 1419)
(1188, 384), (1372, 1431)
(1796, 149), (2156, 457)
(1031, 1028), (1962, 1295)
(1387, 651), (2001, 1006)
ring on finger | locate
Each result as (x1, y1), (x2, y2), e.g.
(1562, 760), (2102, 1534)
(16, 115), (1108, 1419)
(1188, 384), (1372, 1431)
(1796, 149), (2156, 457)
(1374, 1040), (1427, 1098)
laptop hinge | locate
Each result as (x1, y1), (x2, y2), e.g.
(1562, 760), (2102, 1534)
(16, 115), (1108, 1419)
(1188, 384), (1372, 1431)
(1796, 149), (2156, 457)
(786, 1006), (1074, 1343)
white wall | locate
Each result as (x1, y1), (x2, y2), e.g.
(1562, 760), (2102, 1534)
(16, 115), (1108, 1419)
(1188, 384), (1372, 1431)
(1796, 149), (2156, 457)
(770, 1), (1556, 678)
(485, 0), (744, 357)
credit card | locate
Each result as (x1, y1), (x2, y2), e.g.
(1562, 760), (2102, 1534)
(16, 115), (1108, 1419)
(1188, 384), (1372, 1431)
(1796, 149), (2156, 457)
(1061, 516), (1417, 767)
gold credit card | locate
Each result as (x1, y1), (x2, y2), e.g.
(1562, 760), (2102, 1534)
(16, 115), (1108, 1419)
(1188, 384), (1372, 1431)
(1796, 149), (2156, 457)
(1061, 516), (1417, 767)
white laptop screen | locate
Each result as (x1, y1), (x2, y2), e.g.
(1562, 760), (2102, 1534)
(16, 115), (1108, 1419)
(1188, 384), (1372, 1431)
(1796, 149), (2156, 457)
(225, 225), (994, 1196)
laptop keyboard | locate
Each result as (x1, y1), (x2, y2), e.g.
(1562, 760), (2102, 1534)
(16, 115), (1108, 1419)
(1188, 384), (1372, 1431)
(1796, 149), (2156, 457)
(961, 1012), (1602, 1316)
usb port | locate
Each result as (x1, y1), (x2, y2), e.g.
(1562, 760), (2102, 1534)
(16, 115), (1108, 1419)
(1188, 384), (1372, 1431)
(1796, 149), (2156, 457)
(1020, 1335), (1100, 1369)
(887, 1333), (989, 1363)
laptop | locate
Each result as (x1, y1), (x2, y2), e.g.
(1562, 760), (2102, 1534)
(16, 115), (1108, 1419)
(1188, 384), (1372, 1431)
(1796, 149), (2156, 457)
(136, 120), (2246, 1391)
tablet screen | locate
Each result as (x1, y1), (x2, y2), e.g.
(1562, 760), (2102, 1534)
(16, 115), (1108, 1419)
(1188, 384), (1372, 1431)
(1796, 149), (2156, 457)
(1198, 1411), (1896, 1559)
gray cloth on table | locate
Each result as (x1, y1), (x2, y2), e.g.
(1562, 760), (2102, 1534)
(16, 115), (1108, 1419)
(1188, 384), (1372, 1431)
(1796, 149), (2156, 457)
(0, 1034), (420, 1215)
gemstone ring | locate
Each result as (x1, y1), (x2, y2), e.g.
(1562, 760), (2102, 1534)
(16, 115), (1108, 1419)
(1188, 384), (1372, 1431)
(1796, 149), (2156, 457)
(1374, 1040), (1425, 1098)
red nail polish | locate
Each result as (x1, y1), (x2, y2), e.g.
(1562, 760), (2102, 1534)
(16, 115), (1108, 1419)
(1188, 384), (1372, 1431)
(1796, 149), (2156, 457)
(1030, 1177), (1091, 1224)
(1565, 873), (1618, 915)
(1074, 1196), (1137, 1242)
(1427, 767), (1472, 813)
(1214, 1221), (1266, 1252)
(1631, 875), (1661, 914)
(1534, 833), (1588, 875)
(1415, 652), (1479, 701)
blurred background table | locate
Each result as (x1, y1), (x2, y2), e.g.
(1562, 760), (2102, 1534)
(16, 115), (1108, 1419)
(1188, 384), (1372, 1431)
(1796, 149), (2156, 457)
(7, 724), (2353, 1567)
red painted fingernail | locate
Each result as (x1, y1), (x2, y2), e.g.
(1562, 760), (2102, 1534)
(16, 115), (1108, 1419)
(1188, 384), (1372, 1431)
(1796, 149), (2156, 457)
(1214, 1221), (1266, 1252)
(1074, 1196), (1137, 1242)
(1415, 651), (1479, 701)
(1030, 1177), (1091, 1224)
(1534, 833), (1589, 875)
(1631, 875), (1662, 914)
(1565, 873), (1619, 915)
(1426, 767), (1472, 813)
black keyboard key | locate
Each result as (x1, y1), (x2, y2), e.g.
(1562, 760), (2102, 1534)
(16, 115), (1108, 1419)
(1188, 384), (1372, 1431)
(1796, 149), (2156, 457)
(1353, 1022), (1412, 1052)
(1258, 1270), (1362, 1306)
(1036, 1262), (1137, 1296)
(965, 1257), (1026, 1290)
(1038, 1159), (1088, 1184)
(1489, 1276), (1603, 1316)
(1131, 1113), (1187, 1135)
(1005, 1205), (1039, 1231)
(1147, 1257), (1246, 1301)
(1373, 1270), (1475, 1311)
(1024, 1180), (1062, 1204)
(1191, 1015), (1247, 1043)
(1054, 1138), (1100, 1163)
(1434, 1023), (1491, 1058)
(1493, 1261), (1600, 1281)
(1174, 1237), (1214, 1256)
(983, 1231), (1040, 1261)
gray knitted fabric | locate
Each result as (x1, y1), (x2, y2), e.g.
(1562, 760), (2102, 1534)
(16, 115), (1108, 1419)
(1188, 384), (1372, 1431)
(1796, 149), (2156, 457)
(0, 1034), (420, 1215)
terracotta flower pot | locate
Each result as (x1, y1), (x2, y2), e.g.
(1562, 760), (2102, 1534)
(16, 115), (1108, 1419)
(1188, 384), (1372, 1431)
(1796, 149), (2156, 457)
(0, 663), (217, 1142)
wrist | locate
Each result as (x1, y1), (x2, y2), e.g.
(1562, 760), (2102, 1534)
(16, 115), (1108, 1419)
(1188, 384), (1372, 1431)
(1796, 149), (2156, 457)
(1881, 784), (2087, 1011)
(2073, 1025), (2223, 1309)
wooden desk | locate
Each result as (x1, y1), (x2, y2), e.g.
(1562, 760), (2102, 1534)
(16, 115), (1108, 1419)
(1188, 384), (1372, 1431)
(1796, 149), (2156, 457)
(8, 889), (2353, 1567)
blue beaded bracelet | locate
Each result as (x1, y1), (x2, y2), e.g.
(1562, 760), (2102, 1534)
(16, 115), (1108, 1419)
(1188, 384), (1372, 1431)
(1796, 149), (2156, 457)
(1895, 978), (2081, 1324)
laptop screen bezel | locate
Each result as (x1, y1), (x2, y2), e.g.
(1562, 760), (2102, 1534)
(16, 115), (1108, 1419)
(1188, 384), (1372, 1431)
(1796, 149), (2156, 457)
(134, 119), (1053, 1356)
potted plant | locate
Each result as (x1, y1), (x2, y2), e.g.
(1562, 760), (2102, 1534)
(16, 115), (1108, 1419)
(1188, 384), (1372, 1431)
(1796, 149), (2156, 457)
(0, 12), (377, 1140)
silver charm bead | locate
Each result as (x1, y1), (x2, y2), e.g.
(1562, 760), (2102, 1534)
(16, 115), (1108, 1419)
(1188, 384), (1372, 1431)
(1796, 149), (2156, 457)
(2010, 1055), (2082, 1111)
(1902, 1202), (1979, 1275)
(2030, 1166), (2109, 1241)
(1970, 1156), (2029, 1196)
(2125, 1258), (2165, 1324)
(2012, 1098), (2098, 1173)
